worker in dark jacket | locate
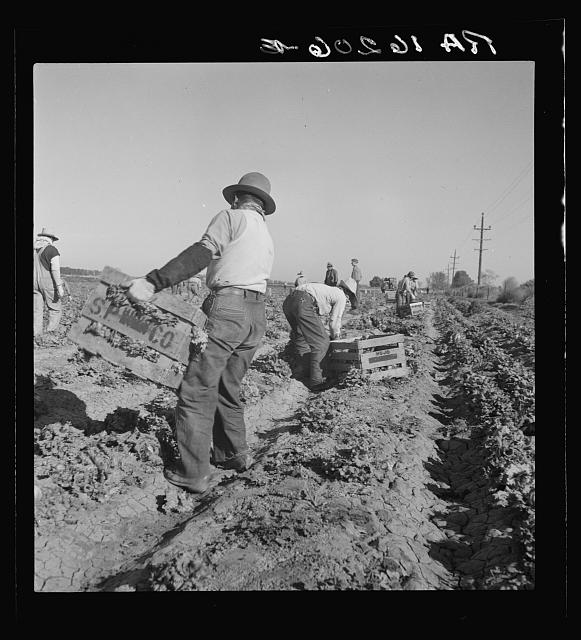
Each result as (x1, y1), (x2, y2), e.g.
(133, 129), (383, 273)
(324, 262), (339, 287)
(127, 172), (276, 494)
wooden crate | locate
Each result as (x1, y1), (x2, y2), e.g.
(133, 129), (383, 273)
(68, 266), (207, 389)
(327, 333), (408, 380)
(409, 301), (424, 316)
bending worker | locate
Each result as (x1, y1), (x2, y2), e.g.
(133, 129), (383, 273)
(33, 228), (66, 336)
(396, 270), (418, 316)
(127, 172), (276, 494)
(324, 262), (339, 287)
(282, 277), (358, 391)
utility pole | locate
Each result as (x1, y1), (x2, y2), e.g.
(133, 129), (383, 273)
(473, 212), (492, 285)
(449, 249), (459, 285)
(445, 263), (451, 286)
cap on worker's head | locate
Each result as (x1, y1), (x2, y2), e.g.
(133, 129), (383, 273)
(351, 258), (359, 263)
(223, 172), (276, 215)
(37, 227), (59, 241)
(339, 277), (359, 308)
(407, 271), (416, 277)
(327, 262), (333, 268)
(297, 271), (303, 276)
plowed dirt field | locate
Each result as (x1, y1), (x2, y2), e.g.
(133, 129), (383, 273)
(33, 281), (535, 591)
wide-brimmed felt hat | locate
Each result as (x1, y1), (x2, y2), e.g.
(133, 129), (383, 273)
(327, 262), (333, 268)
(223, 172), (276, 215)
(37, 228), (59, 241)
(407, 271), (416, 277)
(351, 258), (359, 263)
(339, 277), (358, 306)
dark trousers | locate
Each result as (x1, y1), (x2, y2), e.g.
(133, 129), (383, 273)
(282, 290), (330, 386)
(174, 289), (266, 479)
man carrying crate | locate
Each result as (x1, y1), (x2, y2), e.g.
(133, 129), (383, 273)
(126, 172), (275, 494)
(282, 278), (358, 391)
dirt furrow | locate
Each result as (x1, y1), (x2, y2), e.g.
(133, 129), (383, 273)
(424, 308), (530, 589)
(91, 309), (465, 591)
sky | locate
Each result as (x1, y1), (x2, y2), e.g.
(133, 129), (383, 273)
(33, 61), (534, 286)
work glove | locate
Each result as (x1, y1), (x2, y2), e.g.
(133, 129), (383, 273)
(126, 277), (155, 303)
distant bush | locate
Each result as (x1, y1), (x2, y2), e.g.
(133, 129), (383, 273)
(496, 288), (526, 304)
(61, 266), (101, 276)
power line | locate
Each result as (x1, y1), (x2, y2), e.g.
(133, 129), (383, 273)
(485, 161), (533, 216)
(491, 194), (533, 228)
(502, 210), (534, 233)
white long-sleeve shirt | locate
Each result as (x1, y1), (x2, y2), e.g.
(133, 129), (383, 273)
(296, 282), (347, 338)
(199, 208), (274, 293)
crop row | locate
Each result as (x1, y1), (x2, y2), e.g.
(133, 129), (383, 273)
(435, 298), (535, 586)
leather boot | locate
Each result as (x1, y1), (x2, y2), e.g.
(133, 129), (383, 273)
(163, 468), (211, 493)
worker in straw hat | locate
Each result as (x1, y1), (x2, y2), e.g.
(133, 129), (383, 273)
(294, 271), (307, 287)
(324, 262), (339, 287)
(33, 228), (66, 336)
(126, 172), (276, 494)
(282, 276), (359, 391)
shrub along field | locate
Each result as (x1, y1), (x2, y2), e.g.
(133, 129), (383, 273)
(33, 278), (535, 591)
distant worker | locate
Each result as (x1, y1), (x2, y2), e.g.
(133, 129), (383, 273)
(324, 262), (339, 287)
(294, 271), (307, 287)
(380, 278), (390, 293)
(126, 171), (276, 494)
(350, 258), (362, 291)
(282, 278), (358, 391)
(396, 271), (418, 316)
(33, 228), (66, 336)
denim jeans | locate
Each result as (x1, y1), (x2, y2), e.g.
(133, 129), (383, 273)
(174, 289), (266, 479)
(282, 290), (330, 386)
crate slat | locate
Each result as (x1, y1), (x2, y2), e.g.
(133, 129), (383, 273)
(360, 351), (400, 367)
(80, 284), (193, 363)
(328, 351), (361, 361)
(356, 334), (405, 349)
(100, 266), (207, 327)
(69, 318), (183, 388)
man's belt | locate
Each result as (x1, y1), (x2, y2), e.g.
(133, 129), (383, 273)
(212, 286), (265, 300)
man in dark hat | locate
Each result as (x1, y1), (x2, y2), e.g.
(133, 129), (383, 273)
(33, 228), (66, 336)
(282, 277), (359, 391)
(324, 262), (339, 287)
(127, 172), (276, 493)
